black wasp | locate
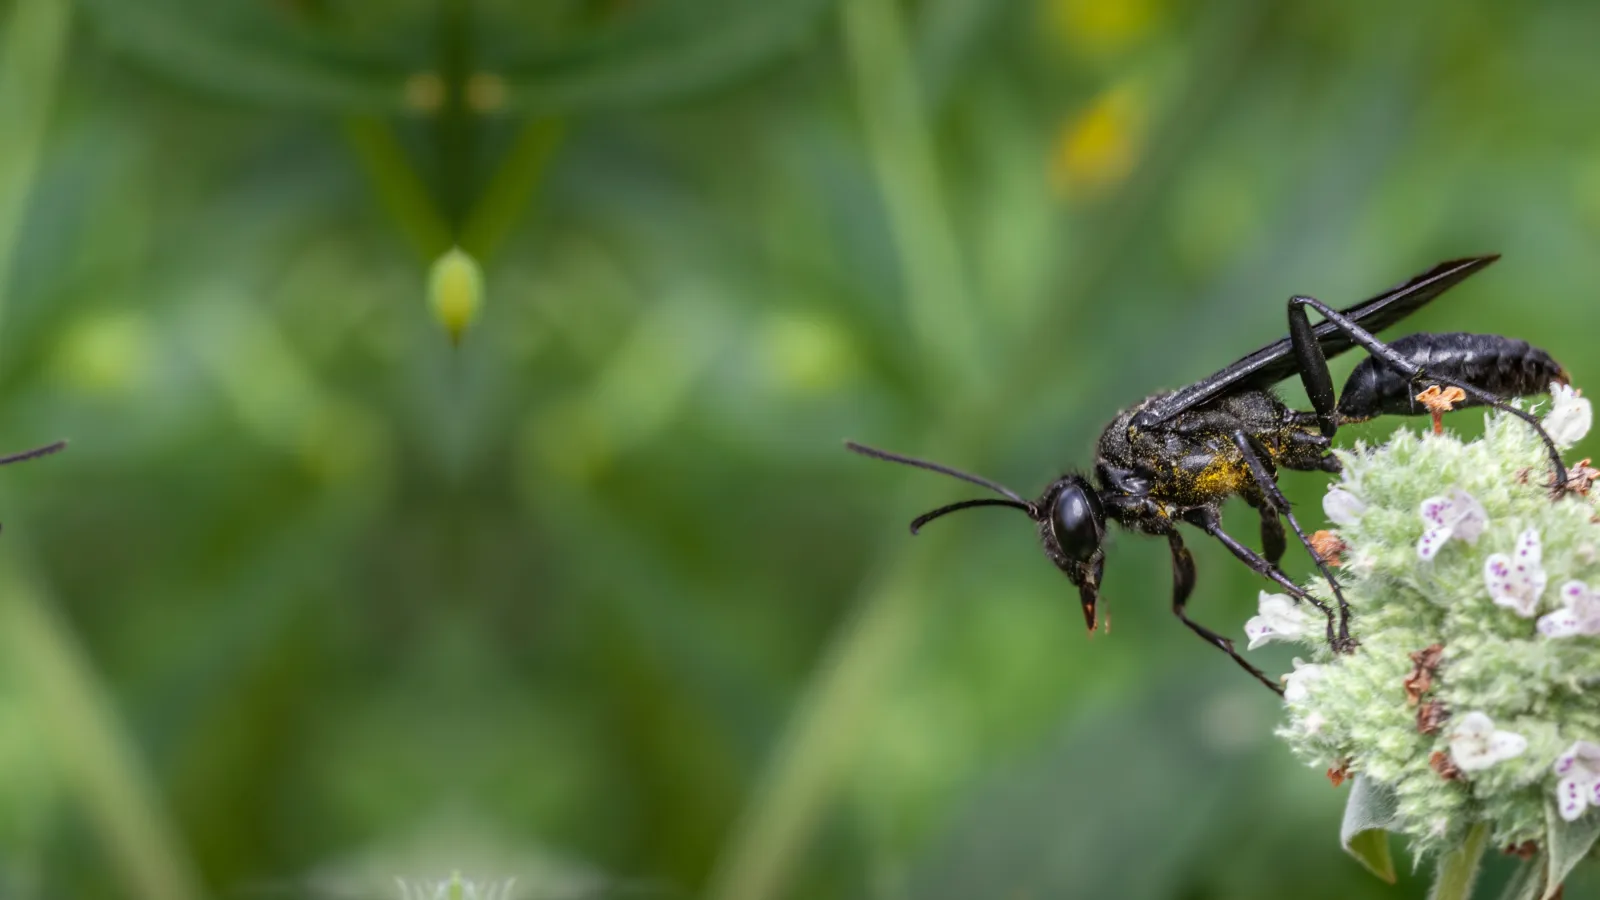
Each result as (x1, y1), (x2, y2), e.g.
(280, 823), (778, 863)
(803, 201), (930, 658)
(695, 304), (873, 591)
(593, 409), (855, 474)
(848, 256), (1571, 694)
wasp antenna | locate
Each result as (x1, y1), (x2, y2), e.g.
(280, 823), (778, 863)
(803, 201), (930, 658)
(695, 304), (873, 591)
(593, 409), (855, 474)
(0, 440), (66, 466)
(909, 498), (1034, 535)
(844, 441), (1031, 506)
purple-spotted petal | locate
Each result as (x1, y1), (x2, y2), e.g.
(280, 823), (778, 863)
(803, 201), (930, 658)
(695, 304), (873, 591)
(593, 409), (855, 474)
(1541, 582), (1600, 638)
(1557, 746), (1580, 776)
(1553, 742), (1600, 820)
(1485, 553), (1515, 595)
(1244, 618), (1275, 649)
(1485, 530), (1546, 617)
(1420, 495), (1453, 528)
(1539, 609), (1586, 638)
(1560, 775), (1591, 821)
(1418, 526), (1453, 561)
(1244, 592), (1310, 650)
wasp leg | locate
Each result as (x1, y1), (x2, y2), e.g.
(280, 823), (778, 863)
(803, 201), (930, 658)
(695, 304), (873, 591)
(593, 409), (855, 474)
(1166, 531), (1283, 695)
(1257, 501), (1286, 568)
(1233, 430), (1354, 651)
(1187, 507), (1338, 646)
(1288, 295), (1568, 488)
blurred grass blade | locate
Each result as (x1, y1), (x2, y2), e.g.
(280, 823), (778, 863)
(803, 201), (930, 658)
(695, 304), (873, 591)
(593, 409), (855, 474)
(0, 0), (71, 334)
(75, 0), (408, 112)
(344, 116), (452, 261)
(901, 673), (1261, 899)
(1340, 776), (1397, 883)
(0, 558), (205, 900)
(460, 118), (564, 261)
(840, 0), (977, 386)
(500, 0), (834, 114)
(706, 559), (927, 900)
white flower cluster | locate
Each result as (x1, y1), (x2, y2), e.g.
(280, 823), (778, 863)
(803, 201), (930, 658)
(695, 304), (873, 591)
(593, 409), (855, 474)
(1252, 384), (1600, 867)
(396, 873), (517, 900)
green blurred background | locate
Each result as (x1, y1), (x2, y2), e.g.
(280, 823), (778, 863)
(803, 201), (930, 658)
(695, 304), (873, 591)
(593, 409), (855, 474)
(2, 0), (1600, 898)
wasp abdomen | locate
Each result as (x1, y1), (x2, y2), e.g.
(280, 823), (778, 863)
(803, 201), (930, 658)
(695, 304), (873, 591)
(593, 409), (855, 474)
(1336, 332), (1566, 420)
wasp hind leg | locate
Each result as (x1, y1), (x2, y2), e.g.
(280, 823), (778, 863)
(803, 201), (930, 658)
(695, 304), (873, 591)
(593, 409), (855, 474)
(1287, 294), (1568, 489)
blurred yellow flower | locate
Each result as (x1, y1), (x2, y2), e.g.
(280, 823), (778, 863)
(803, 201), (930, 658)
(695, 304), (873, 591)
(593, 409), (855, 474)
(1050, 83), (1146, 198)
(1044, 0), (1160, 58)
(466, 73), (508, 114)
(404, 71), (446, 114)
(429, 247), (484, 345)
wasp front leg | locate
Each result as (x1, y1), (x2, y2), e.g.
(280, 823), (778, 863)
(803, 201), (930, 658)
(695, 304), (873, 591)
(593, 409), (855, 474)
(1165, 530), (1283, 695)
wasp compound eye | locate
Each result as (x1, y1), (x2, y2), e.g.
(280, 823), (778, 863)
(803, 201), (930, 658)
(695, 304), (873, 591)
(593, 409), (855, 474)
(1050, 482), (1102, 563)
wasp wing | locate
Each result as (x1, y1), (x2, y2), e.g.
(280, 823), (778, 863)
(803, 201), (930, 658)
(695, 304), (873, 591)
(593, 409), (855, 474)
(1130, 255), (1499, 430)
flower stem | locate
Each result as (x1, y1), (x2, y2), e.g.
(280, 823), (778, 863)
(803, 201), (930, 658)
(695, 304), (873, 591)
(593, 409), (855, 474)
(1430, 821), (1491, 900)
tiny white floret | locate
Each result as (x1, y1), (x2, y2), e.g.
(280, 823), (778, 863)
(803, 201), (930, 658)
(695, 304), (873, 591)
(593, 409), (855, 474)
(1545, 382), (1592, 447)
(1245, 592), (1314, 650)
(1553, 740), (1600, 822)
(1483, 528), (1547, 617)
(1300, 710), (1327, 736)
(1447, 711), (1528, 772)
(1537, 581), (1600, 638)
(1417, 487), (1488, 560)
(1281, 658), (1325, 703)
(1322, 486), (1366, 527)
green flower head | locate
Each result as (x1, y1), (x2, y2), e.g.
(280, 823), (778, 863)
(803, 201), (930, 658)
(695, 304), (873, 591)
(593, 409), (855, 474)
(1259, 384), (1600, 892)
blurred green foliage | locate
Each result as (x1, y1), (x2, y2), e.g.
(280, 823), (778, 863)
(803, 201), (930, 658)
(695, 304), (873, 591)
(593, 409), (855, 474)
(2, 0), (1600, 898)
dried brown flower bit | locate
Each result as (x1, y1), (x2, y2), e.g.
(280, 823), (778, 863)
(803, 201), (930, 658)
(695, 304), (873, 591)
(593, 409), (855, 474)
(1309, 530), (1346, 567)
(1416, 699), (1449, 735)
(1415, 385), (1468, 435)
(1403, 643), (1446, 706)
(1326, 759), (1351, 787)
(1503, 840), (1539, 860)
(1429, 750), (1462, 781)
(1559, 458), (1600, 496)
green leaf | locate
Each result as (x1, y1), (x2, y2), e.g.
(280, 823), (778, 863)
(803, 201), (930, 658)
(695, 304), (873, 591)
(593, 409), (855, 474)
(1340, 776), (1399, 883)
(1542, 801), (1600, 900)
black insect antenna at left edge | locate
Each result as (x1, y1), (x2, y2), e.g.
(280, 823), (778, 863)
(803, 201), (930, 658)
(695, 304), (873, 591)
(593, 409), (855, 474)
(0, 440), (67, 466)
(843, 441), (1038, 533)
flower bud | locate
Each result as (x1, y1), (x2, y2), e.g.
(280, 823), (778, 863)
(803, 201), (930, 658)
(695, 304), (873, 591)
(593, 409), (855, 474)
(428, 247), (483, 345)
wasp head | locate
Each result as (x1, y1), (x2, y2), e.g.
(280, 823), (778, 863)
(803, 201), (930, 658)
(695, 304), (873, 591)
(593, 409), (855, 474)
(1036, 476), (1107, 631)
(845, 441), (1109, 632)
